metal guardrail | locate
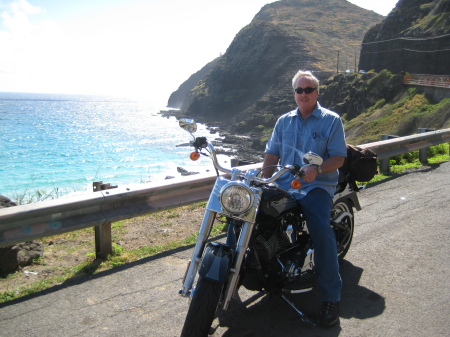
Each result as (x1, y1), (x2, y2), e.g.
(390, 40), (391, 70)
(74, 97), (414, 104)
(1, 128), (449, 251)
(358, 128), (450, 159)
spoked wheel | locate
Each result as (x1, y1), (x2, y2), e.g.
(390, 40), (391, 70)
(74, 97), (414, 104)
(331, 200), (354, 261)
(180, 276), (224, 337)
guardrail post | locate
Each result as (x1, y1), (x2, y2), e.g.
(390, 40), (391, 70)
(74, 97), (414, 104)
(418, 128), (434, 164)
(379, 134), (401, 173)
(93, 181), (117, 259)
(379, 135), (390, 173)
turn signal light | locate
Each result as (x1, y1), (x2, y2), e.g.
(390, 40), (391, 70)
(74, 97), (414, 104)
(291, 180), (302, 189)
(190, 152), (200, 161)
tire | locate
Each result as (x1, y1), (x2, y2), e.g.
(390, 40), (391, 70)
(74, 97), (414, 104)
(180, 276), (224, 337)
(331, 200), (354, 261)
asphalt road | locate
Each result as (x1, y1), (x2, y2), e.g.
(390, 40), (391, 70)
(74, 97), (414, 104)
(1, 162), (449, 337)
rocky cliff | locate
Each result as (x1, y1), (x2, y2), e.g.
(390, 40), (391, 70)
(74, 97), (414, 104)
(167, 0), (382, 122)
(167, 58), (219, 109)
(359, 0), (450, 74)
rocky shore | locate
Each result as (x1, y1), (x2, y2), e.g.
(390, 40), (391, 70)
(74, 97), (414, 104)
(214, 132), (264, 163)
(0, 196), (44, 275)
(160, 110), (265, 164)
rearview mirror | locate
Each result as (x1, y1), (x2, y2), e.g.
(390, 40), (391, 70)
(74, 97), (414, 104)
(303, 152), (323, 166)
(179, 118), (197, 134)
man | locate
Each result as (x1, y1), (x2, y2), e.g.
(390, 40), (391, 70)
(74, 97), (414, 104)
(262, 70), (347, 328)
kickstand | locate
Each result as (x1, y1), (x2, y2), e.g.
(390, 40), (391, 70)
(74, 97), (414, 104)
(281, 295), (317, 326)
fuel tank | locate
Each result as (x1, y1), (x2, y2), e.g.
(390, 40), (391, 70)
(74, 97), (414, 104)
(259, 185), (298, 218)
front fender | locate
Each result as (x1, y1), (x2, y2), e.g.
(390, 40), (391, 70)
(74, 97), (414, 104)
(199, 242), (234, 283)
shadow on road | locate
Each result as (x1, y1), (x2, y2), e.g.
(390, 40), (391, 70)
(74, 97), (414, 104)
(210, 260), (385, 337)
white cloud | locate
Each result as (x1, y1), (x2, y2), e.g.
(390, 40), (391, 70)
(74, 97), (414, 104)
(2, 0), (41, 28)
(0, 1), (67, 92)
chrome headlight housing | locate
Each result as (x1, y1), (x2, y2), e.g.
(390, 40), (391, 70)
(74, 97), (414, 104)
(219, 182), (254, 215)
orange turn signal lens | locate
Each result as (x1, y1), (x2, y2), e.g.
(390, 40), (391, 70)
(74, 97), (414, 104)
(290, 180), (302, 189)
(190, 152), (200, 161)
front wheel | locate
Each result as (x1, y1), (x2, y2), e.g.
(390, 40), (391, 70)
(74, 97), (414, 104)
(331, 200), (354, 261)
(180, 276), (224, 337)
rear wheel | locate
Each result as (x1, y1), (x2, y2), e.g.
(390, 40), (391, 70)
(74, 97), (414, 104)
(180, 276), (224, 337)
(331, 200), (354, 260)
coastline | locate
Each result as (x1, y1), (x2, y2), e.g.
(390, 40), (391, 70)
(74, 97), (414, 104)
(159, 110), (264, 164)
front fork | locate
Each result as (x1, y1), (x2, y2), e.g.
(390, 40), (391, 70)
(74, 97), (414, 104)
(180, 209), (216, 296)
(221, 220), (254, 309)
(180, 210), (254, 310)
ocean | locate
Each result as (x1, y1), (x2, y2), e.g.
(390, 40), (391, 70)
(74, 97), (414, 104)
(0, 92), (228, 201)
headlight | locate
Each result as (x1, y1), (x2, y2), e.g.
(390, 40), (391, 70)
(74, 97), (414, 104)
(220, 183), (253, 215)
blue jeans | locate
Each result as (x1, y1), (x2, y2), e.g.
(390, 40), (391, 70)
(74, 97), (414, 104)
(297, 188), (342, 302)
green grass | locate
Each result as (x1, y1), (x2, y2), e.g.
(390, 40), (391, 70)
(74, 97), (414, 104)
(1, 279), (57, 302)
(360, 143), (449, 188)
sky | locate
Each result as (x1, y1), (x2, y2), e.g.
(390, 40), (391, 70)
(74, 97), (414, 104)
(0, 0), (398, 105)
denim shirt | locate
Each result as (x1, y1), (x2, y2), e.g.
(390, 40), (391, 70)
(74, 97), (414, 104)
(265, 102), (347, 199)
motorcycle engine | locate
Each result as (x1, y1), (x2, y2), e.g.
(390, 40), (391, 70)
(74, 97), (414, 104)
(242, 212), (311, 291)
(253, 212), (304, 261)
(254, 229), (280, 261)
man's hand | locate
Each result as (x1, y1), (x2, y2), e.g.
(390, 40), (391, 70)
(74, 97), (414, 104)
(303, 156), (345, 182)
(302, 164), (319, 182)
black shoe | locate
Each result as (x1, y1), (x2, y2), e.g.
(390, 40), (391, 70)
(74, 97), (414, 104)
(319, 301), (340, 328)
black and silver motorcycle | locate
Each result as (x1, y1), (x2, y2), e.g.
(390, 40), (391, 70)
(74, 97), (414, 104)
(177, 119), (361, 336)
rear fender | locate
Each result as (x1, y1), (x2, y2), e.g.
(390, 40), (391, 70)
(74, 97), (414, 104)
(199, 242), (234, 283)
(334, 190), (362, 211)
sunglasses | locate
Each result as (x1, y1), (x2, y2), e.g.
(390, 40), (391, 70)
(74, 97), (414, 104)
(294, 87), (317, 94)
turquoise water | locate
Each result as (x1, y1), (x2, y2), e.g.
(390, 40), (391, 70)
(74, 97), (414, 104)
(0, 92), (225, 200)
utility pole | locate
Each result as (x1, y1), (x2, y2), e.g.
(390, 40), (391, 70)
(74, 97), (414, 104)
(336, 50), (340, 73)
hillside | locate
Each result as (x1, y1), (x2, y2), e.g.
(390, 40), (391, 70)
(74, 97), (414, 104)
(360, 0), (450, 74)
(322, 71), (450, 144)
(168, 0), (382, 122)
(224, 71), (450, 160)
(167, 58), (219, 109)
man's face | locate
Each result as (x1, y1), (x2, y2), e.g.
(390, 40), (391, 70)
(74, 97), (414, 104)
(294, 77), (318, 115)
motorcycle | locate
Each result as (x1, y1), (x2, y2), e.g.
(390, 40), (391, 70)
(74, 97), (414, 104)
(177, 118), (361, 336)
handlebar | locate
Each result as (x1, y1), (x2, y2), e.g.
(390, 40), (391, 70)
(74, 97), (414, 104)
(253, 164), (304, 185)
(180, 137), (304, 186)
(176, 142), (192, 147)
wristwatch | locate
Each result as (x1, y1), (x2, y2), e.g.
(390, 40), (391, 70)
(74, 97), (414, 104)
(317, 165), (322, 174)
